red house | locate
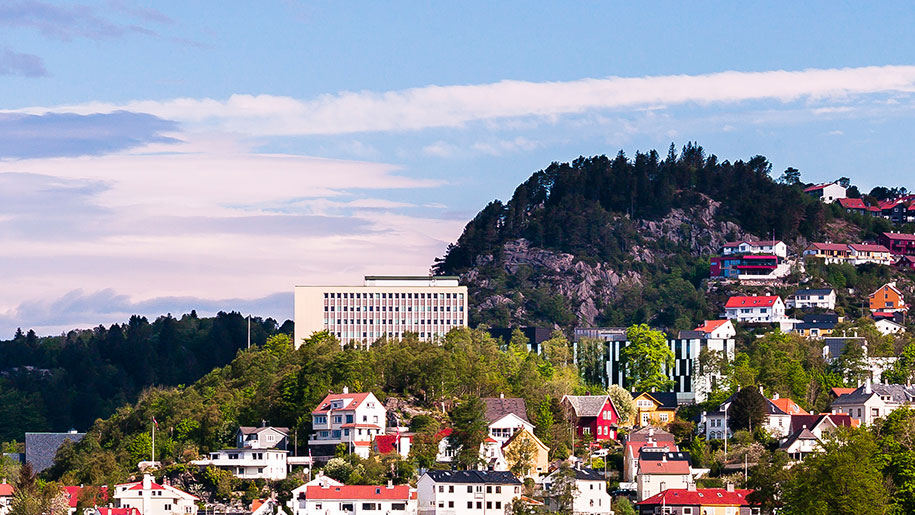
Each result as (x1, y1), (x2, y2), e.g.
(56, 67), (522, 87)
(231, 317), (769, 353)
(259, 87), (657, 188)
(897, 256), (915, 271)
(560, 395), (619, 441)
(879, 232), (915, 256)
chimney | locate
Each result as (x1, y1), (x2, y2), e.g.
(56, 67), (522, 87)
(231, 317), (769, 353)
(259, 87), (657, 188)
(687, 482), (697, 492)
(500, 393), (504, 399)
(865, 381), (872, 395)
(726, 483), (735, 492)
(142, 474), (152, 491)
(343, 386), (349, 394)
(387, 480), (394, 489)
(758, 385), (765, 396)
(661, 454), (667, 463)
(772, 393), (780, 400)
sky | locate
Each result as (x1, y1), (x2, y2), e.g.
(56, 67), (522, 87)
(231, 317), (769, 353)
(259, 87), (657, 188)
(1, 1), (915, 336)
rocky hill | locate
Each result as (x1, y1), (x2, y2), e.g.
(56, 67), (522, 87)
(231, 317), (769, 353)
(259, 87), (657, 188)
(433, 144), (883, 331)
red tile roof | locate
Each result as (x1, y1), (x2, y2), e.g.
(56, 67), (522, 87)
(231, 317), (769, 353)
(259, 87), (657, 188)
(725, 296), (780, 308)
(771, 398), (808, 416)
(849, 244), (889, 253)
(808, 242), (849, 252)
(128, 483), (165, 491)
(638, 488), (753, 507)
(0, 484), (13, 496)
(312, 392), (373, 414)
(305, 485), (413, 501)
(831, 387), (856, 398)
(804, 183), (830, 192)
(695, 320), (729, 333)
(883, 232), (915, 242)
(637, 458), (690, 475)
(435, 427), (453, 439)
(838, 198), (867, 209)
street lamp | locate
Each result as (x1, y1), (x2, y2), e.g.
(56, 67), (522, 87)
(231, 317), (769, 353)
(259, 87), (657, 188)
(723, 403), (730, 457)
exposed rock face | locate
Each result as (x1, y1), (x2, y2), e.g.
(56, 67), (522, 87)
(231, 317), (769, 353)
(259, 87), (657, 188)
(636, 197), (753, 259)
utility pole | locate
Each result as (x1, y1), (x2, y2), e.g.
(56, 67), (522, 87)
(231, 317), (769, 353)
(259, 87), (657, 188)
(247, 315), (251, 349)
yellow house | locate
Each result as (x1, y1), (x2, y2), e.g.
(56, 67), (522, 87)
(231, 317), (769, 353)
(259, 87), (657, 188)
(501, 427), (550, 479)
(631, 392), (678, 427)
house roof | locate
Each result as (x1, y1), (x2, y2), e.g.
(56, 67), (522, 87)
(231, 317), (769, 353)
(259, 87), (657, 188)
(434, 427), (453, 439)
(838, 198), (867, 209)
(850, 244), (890, 253)
(638, 450), (692, 466)
(637, 457), (691, 475)
(0, 484), (13, 496)
(831, 388), (856, 398)
(502, 427), (548, 451)
(790, 413), (857, 435)
(793, 288), (834, 296)
(709, 391), (788, 416)
(832, 383), (915, 406)
(724, 295), (781, 308)
(632, 392), (679, 411)
(312, 392), (374, 414)
(638, 488), (753, 507)
(562, 395), (611, 417)
(807, 242), (850, 252)
(779, 428), (819, 450)
(423, 470), (522, 485)
(482, 397), (529, 424)
(627, 426), (676, 443)
(568, 467), (605, 481)
(238, 426), (289, 436)
(870, 283), (905, 300)
(804, 183), (832, 192)
(694, 320), (730, 333)
(771, 398), (808, 416)
(305, 485), (413, 501)
(882, 232), (915, 242)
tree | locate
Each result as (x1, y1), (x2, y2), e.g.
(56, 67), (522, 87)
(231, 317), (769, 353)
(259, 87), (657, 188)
(779, 167), (801, 185)
(504, 432), (539, 477)
(746, 450), (792, 513)
(621, 324), (674, 391)
(835, 341), (870, 386)
(324, 457), (354, 483)
(541, 331), (572, 368)
(608, 385), (634, 424)
(545, 465), (578, 512)
(449, 396), (487, 469)
(728, 387), (767, 433)
(533, 398), (554, 445)
(874, 407), (915, 513)
(780, 429), (889, 514)
(576, 337), (606, 386)
(884, 342), (915, 384)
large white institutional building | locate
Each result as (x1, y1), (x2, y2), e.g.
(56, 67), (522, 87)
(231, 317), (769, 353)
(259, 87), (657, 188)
(294, 276), (468, 347)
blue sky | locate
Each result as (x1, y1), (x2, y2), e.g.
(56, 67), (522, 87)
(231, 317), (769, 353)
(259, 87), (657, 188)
(1, 1), (914, 335)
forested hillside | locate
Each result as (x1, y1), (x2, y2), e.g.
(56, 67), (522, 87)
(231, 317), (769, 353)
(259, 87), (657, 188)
(0, 312), (292, 442)
(433, 143), (900, 329)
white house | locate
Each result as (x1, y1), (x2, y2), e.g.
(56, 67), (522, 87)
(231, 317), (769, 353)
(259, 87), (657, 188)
(847, 244), (894, 265)
(309, 389), (387, 460)
(804, 182), (847, 203)
(831, 383), (915, 426)
(237, 426), (289, 450)
(778, 428), (821, 463)
(416, 470), (522, 515)
(724, 296), (786, 323)
(541, 467), (612, 515)
(721, 240), (788, 258)
(690, 320), (736, 340)
(191, 448), (288, 480)
(289, 483), (416, 515)
(433, 429), (508, 472)
(876, 319), (906, 336)
(483, 396), (534, 445)
(636, 454), (691, 502)
(0, 482), (12, 515)
(704, 391), (798, 440)
(113, 475), (198, 515)
(786, 289), (836, 311)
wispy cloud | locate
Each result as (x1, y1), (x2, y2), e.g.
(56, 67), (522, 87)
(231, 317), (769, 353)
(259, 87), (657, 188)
(11, 65), (915, 136)
(0, 0), (164, 40)
(0, 47), (46, 77)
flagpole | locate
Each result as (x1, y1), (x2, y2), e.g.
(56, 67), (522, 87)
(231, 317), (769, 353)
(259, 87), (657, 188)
(152, 418), (156, 463)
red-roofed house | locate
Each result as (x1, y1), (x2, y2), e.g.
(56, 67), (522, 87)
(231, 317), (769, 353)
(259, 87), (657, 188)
(372, 433), (413, 457)
(637, 485), (755, 514)
(692, 320), (736, 340)
(1, 483), (13, 515)
(848, 244), (893, 265)
(721, 240), (787, 258)
(724, 296), (785, 323)
(291, 484), (416, 515)
(879, 232), (915, 257)
(896, 255), (915, 271)
(804, 182), (846, 203)
(113, 476), (197, 515)
(804, 242), (852, 263)
(838, 197), (868, 214)
(309, 388), (386, 460)
(636, 455), (692, 501)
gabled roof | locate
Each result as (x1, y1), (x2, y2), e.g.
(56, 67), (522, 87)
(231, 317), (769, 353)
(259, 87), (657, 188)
(567, 467), (605, 481)
(423, 470), (521, 485)
(305, 485), (413, 501)
(502, 427), (548, 451)
(482, 397), (529, 424)
(724, 295), (780, 308)
(771, 398), (808, 416)
(694, 320), (730, 333)
(882, 232), (915, 242)
(632, 392), (678, 411)
(793, 288), (834, 296)
(312, 392), (374, 414)
(807, 242), (849, 252)
(838, 198), (867, 209)
(0, 484), (14, 496)
(637, 457), (690, 475)
(238, 426), (289, 436)
(561, 395), (612, 418)
(627, 426), (676, 443)
(779, 428), (819, 450)
(870, 283), (905, 299)
(832, 383), (915, 406)
(849, 244), (890, 253)
(831, 387), (856, 398)
(804, 183), (833, 192)
(638, 488), (753, 507)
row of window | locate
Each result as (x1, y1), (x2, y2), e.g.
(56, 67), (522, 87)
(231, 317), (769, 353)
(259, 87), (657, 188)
(437, 485), (518, 494)
(325, 319), (461, 325)
(324, 292), (463, 299)
(325, 305), (463, 312)
(334, 331), (447, 339)
(311, 503), (406, 511)
(317, 428), (380, 438)
(437, 501), (504, 510)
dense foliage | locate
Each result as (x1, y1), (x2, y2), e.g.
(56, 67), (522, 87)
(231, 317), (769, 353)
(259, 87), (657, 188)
(0, 311), (291, 442)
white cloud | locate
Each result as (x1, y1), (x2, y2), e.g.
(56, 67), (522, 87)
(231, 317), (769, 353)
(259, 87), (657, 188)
(8, 65), (915, 136)
(471, 136), (539, 156)
(422, 140), (458, 158)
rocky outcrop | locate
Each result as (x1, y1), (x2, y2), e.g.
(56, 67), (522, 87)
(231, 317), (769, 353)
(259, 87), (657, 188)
(636, 197), (753, 259)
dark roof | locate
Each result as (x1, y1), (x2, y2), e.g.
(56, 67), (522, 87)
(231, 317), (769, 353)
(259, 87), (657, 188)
(482, 398), (529, 424)
(424, 470), (521, 485)
(779, 428), (819, 450)
(709, 391), (787, 416)
(570, 467), (605, 481)
(822, 337), (866, 361)
(802, 313), (839, 324)
(627, 426), (676, 443)
(793, 288), (835, 296)
(677, 330), (705, 339)
(633, 392), (679, 410)
(25, 432), (85, 472)
(832, 383), (915, 406)
(638, 450), (692, 466)
(238, 426), (289, 436)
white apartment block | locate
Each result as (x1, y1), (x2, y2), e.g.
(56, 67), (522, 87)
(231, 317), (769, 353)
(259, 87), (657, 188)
(289, 484), (416, 515)
(417, 471), (522, 515)
(294, 276), (468, 347)
(309, 389), (387, 460)
(190, 448), (288, 480)
(114, 475), (198, 515)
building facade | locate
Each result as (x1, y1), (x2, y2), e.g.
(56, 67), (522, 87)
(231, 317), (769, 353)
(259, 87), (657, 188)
(290, 484), (416, 515)
(724, 296), (786, 323)
(786, 289), (836, 310)
(294, 276), (468, 347)
(416, 471), (522, 515)
(190, 448), (288, 480)
(113, 475), (198, 515)
(309, 389), (387, 460)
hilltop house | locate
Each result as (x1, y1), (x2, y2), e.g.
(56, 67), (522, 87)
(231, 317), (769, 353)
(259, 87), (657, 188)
(309, 389), (387, 460)
(869, 283), (907, 313)
(113, 475), (198, 515)
(0, 483), (13, 515)
(790, 313), (841, 339)
(705, 391), (800, 440)
(721, 240), (788, 258)
(689, 320), (736, 339)
(804, 242), (852, 263)
(724, 296), (786, 323)
(560, 394), (619, 441)
(501, 428), (549, 479)
(622, 427), (677, 484)
(636, 452), (692, 502)
(786, 288), (836, 310)
(831, 383), (915, 426)
(804, 182), (847, 202)
(191, 448), (289, 481)
(416, 471), (522, 515)
(848, 244), (893, 265)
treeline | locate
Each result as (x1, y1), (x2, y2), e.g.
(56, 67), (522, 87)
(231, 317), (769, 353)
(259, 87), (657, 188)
(46, 328), (594, 486)
(0, 312), (292, 442)
(435, 143), (830, 274)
